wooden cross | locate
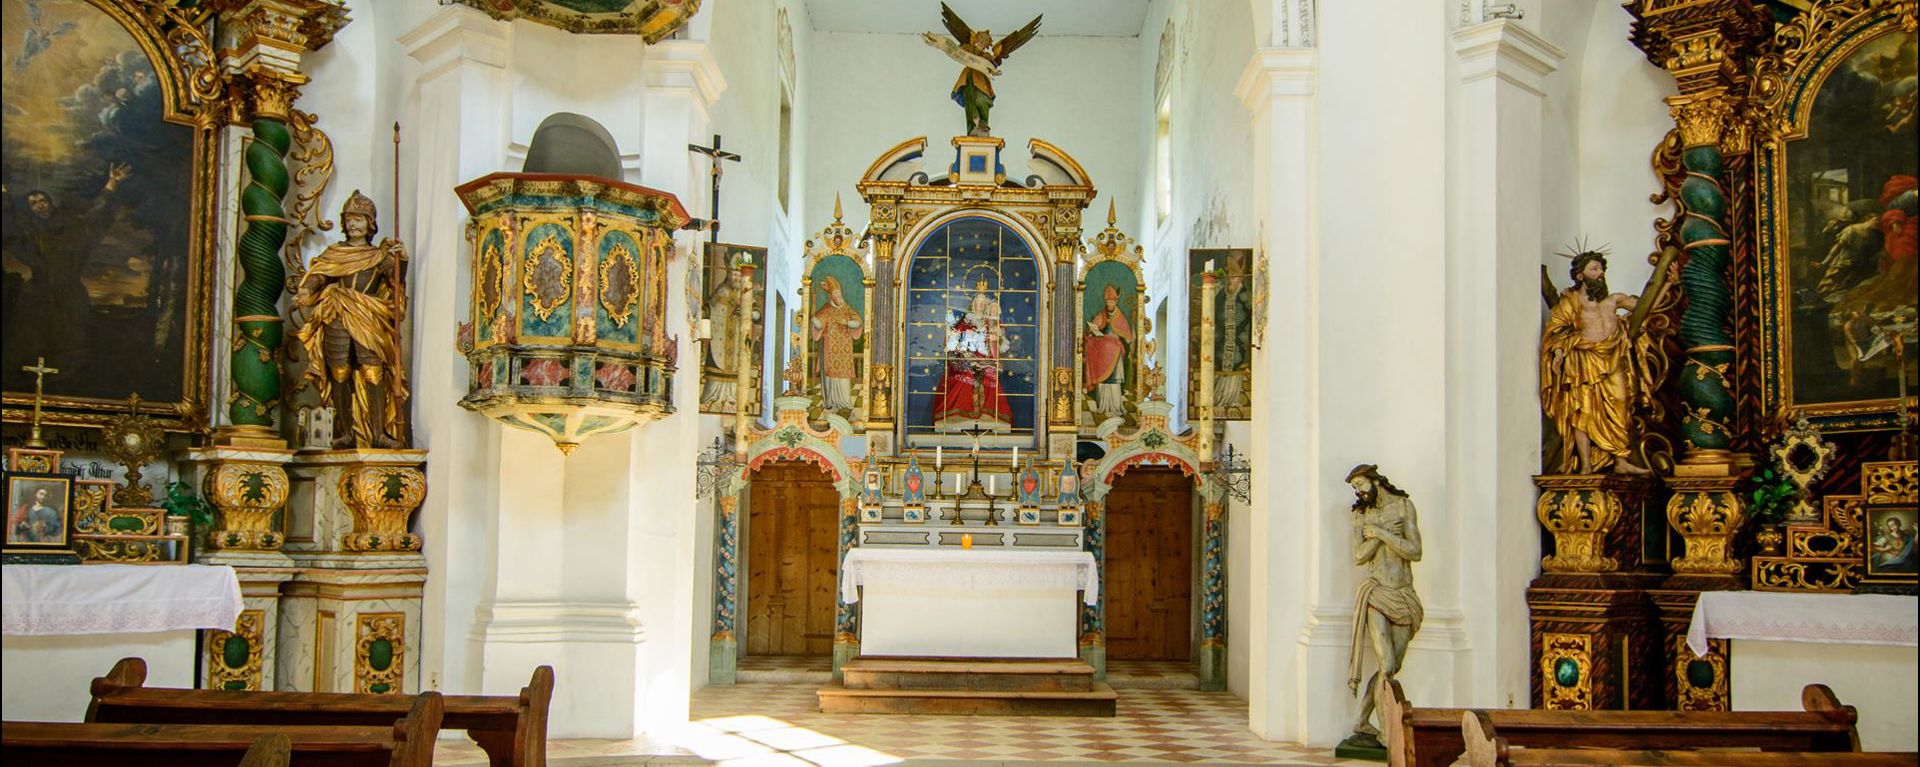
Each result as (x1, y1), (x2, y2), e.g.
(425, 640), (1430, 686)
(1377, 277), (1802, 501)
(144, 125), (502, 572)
(21, 356), (58, 449)
(687, 134), (742, 244)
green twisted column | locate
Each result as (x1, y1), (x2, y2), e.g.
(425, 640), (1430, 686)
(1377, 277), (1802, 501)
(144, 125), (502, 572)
(1674, 142), (1736, 457)
(229, 116), (293, 428)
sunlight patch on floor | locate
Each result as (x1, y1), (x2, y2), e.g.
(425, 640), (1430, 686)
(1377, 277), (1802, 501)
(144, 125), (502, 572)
(665, 715), (903, 767)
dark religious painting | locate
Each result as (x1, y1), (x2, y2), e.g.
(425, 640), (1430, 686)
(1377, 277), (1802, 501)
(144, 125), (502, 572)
(904, 216), (1040, 448)
(1188, 248), (1253, 421)
(699, 242), (767, 416)
(1767, 28), (1918, 426)
(1, 0), (200, 418)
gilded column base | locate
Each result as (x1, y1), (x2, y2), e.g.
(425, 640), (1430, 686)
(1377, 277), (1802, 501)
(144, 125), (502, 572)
(1664, 472), (1748, 579)
(1527, 572), (1663, 711)
(1534, 474), (1658, 574)
(285, 449), (428, 554)
(177, 446), (296, 566)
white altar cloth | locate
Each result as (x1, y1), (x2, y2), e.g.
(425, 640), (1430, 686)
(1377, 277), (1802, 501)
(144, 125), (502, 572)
(1691, 591), (1920, 751)
(1686, 590), (1917, 656)
(3, 565), (240, 722)
(841, 548), (1096, 658)
(3, 564), (242, 636)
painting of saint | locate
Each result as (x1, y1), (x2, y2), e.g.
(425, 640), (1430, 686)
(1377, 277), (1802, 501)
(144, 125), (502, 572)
(1867, 508), (1917, 576)
(1084, 264), (1137, 418)
(1189, 248), (1254, 420)
(700, 243), (766, 415)
(1777, 30), (1918, 416)
(807, 252), (866, 415)
(2, 0), (199, 410)
(4, 476), (70, 546)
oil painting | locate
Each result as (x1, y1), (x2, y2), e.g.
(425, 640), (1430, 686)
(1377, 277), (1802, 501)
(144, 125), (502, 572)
(4, 472), (73, 551)
(1, 0), (199, 411)
(700, 243), (767, 416)
(808, 252), (866, 417)
(1189, 248), (1253, 421)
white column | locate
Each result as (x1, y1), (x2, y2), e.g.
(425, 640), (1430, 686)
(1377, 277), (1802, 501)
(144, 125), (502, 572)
(398, 3), (514, 699)
(1234, 46), (1318, 743)
(1447, 19), (1563, 710)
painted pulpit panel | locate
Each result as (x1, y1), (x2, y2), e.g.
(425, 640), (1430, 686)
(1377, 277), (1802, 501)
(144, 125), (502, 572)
(701, 242), (767, 416)
(904, 215), (1041, 447)
(1082, 261), (1139, 420)
(1189, 248), (1254, 421)
(1, 0), (206, 421)
(808, 253), (866, 417)
(1764, 26), (1918, 428)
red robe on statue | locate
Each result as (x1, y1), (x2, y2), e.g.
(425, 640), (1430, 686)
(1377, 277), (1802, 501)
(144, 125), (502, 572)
(933, 308), (1013, 431)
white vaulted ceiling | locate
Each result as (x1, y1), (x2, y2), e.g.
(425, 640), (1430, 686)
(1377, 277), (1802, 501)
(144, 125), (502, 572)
(802, 0), (1152, 37)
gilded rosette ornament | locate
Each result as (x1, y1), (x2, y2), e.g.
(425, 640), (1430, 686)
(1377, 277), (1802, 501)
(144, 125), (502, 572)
(1666, 478), (1746, 575)
(205, 462), (290, 550)
(1535, 478), (1626, 573)
(338, 465), (426, 552)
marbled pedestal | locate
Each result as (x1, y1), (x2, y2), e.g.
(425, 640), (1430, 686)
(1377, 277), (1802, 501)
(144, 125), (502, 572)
(277, 553), (427, 694)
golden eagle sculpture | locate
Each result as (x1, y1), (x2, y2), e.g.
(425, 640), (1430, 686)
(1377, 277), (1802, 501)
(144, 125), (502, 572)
(920, 3), (1043, 137)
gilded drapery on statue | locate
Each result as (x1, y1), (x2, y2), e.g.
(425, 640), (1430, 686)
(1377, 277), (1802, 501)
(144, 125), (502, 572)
(1539, 250), (1657, 474)
(295, 191), (410, 449)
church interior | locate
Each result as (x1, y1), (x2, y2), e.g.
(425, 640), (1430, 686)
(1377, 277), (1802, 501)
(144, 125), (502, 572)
(2, 0), (1917, 764)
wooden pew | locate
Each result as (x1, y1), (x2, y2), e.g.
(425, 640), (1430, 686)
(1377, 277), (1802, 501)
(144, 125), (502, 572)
(1382, 678), (1861, 767)
(241, 733), (293, 767)
(1461, 709), (1920, 767)
(4, 690), (441, 767)
(86, 657), (552, 767)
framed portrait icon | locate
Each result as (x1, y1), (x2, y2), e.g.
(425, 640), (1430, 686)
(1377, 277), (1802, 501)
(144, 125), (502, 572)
(1860, 503), (1919, 595)
(4, 471), (80, 564)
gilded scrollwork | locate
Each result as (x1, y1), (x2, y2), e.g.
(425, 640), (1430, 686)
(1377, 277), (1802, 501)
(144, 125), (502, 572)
(338, 465), (426, 552)
(1540, 633), (1594, 710)
(1537, 484), (1626, 573)
(1666, 481), (1746, 575)
(598, 242), (640, 327)
(355, 612), (405, 694)
(205, 462), (289, 550)
(523, 233), (574, 322)
(208, 610), (266, 691)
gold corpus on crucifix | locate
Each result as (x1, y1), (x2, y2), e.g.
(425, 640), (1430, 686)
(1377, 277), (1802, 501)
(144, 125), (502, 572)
(20, 358), (58, 449)
(102, 395), (167, 507)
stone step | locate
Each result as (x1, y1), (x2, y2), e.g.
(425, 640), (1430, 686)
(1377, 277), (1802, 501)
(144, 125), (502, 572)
(841, 656), (1095, 692)
(816, 681), (1118, 717)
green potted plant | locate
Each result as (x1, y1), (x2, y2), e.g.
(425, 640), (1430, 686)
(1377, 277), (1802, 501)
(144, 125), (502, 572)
(159, 481), (214, 540)
(1747, 467), (1797, 557)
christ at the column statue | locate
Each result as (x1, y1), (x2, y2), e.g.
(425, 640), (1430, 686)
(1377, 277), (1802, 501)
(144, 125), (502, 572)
(932, 280), (1013, 432)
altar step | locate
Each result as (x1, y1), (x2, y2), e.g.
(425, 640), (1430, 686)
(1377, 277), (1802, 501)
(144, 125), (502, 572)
(819, 657), (1117, 716)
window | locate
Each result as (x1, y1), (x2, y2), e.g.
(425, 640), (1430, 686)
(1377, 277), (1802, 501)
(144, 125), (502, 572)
(1155, 96), (1172, 225)
(778, 90), (793, 213)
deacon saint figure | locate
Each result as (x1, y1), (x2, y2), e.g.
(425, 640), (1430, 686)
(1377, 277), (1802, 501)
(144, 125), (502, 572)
(1539, 249), (1657, 474)
(295, 190), (410, 449)
(1341, 463), (1422, 756)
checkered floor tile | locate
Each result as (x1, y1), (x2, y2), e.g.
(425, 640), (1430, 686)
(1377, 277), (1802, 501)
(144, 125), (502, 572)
(436, 682), (1376, 765)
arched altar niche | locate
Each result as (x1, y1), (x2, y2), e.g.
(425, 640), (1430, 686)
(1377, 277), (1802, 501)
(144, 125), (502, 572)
(898, 211), (1049, 449)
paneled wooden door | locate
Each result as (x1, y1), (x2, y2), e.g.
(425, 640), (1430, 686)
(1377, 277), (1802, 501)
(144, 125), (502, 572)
(1103, 467), (1195, 661)
(746, 462), (841, 657)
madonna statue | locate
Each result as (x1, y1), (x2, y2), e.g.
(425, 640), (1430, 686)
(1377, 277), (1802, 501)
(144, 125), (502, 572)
(933, 281), (1013, 431)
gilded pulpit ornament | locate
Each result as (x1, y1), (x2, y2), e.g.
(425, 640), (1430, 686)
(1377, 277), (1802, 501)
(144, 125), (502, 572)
(1539, 245), (1668, 474)
(293, 191), (411, 449)
(451, 0), (701, 41)
(1338, 464), (1423, 759)
(102, 395), (165, 507)
(921, 3), (1043, 137)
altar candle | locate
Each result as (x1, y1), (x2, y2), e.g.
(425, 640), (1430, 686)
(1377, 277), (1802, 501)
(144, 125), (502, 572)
(962, 533), (973, 550)
(1012, 446), (1019, 467)
(936, 445), (943, 469)
(989, 476), (996, 495)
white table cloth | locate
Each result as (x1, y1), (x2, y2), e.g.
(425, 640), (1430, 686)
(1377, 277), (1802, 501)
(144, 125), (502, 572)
(839, 548), (1099, 606)
(1686, 591), (1918, 657)
(841, 548), (1097, 658)
(3, 564), (243, 636)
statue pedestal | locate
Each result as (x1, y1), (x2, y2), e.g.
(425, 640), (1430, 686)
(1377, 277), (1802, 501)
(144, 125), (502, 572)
(1527, 474), (1666, 710)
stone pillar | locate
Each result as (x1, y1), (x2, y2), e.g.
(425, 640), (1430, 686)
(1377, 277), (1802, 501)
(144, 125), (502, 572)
(398, 3), (512, 701)
(1450, 18), (1564, 711)
(1234, 45), (1317, 742)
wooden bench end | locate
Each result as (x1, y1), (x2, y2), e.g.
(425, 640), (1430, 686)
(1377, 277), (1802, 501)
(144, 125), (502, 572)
(238, 733), (292, 767)
(1461, 710), (1509, 767)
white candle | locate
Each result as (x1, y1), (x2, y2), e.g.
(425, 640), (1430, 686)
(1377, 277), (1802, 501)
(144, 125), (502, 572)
(989, 475), (996, 494)
(936, 445), (943, 469)
(1012, 446), (1019, 467)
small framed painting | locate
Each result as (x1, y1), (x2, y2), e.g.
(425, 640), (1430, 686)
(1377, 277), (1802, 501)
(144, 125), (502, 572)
(1860, 504), (1918, 595)
(902, 506), (926, 524)
(4, 471), (80, 564)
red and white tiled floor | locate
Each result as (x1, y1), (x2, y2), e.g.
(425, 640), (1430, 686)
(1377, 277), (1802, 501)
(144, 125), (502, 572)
(436, 674), (1376, 766)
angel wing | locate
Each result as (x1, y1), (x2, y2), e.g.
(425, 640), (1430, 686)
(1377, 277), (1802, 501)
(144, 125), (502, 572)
(939, 2), (974, 44)
(992, 14), (1043, 64)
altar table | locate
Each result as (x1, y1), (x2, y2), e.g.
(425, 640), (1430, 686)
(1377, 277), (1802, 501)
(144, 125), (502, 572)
(1690, 591), (1918, 751)
(3, 564), (242, 721)
(840, 548), (1097, 658)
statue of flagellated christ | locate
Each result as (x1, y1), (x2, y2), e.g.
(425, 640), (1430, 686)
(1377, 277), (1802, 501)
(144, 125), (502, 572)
(933, 280), (1013, 432)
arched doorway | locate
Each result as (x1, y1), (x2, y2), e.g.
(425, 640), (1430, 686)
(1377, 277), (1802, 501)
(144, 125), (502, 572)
(1102, 466), (1197, 661)
(745, 460), (841, 657)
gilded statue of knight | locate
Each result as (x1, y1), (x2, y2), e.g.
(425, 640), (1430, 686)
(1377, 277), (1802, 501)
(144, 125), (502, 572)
(295, 190), (411, 449)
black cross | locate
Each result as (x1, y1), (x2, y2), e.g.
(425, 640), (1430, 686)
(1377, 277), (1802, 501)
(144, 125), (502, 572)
(687, 133), (742, 243)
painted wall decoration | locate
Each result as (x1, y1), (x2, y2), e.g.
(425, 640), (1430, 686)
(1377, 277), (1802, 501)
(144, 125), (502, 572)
(1, 0), (214, 430)
(1761, 23), (1918, 430)
(1188, 248), (1254, 421)
(700, 242), (767, 416)
(808, 254), (866, 417)
(904, 216), (1042, 447)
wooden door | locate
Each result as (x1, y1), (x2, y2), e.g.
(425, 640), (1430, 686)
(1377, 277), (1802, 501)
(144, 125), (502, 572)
(1103, 467), (1195, 661)
(746, 462), (841, 657)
